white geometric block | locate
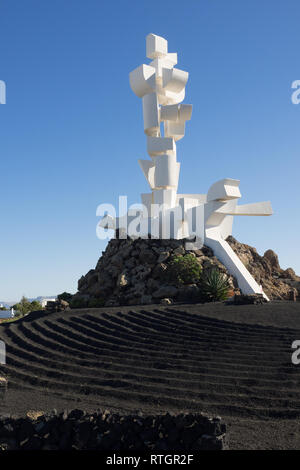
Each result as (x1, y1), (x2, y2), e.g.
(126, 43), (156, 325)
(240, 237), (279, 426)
(163, 87), (186, 105)
(142, 92), (160, 136)
(162, 67), (189, 93)
(160, 104), (192, 127)
(207, 179), (241, 202)
(175, 162), (180, 188)
(211, 201), (273, 217)
(176, 194), (207, 204)
(138, 159), (155, 189)
(160, 104), (180, 122)
(232, 201), (273, 216)
(218, 215), (234, 240)
(179, 104), (192, 122)
(152, 188), (177, 208)
(166, 53), (177, 65)
(149, 53), (178, 77)
(164, 121), (185, 141)
(154, 154), (179, 189)
(146, 33), (168, 59)
(129, 64), (156, 98)
(178, 196), (203, 212)
(205, 227), (269, 300)
(205, 200), (237, 228)
(147, 136), (176, 156)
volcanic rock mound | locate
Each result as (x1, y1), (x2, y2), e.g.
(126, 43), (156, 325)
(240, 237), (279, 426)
(227, 237), (300, 301)
(74, 237), (299, 307)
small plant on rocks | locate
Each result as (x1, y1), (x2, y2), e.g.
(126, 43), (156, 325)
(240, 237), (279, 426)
(164, 254), (202, 286)
(199, 268), (230, 301)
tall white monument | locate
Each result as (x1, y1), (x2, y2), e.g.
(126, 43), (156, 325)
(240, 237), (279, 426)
(100, 33), (273, 299)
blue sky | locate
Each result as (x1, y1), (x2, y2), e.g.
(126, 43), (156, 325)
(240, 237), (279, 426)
(0, 0), (299, 302)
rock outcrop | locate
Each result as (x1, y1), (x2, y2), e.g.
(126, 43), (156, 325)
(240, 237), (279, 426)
(73, 236), (299, 307)
(0, 377), (7, 400)
(45, 299), (70, 313)
(227, 236), (300, 301)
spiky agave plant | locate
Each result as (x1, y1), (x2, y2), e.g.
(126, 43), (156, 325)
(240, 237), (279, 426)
(200, 268), (230, 302)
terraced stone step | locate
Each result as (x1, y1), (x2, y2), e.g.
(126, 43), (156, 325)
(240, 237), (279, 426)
(2, 321), (299, 377)
(3, 342), (300, 391)
(21, 320), (295, 362)
(3, 324), (295, 375)
(60, 315), (293, 353)
(4, 349), (300, 401)
(5, 374), (300, 420)
(4, 357), (300, 412)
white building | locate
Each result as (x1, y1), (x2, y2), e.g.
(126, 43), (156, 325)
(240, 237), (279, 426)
(40, 298), (56, 308)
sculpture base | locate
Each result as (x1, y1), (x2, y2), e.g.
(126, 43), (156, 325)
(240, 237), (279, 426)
(73, 236), (299, 308)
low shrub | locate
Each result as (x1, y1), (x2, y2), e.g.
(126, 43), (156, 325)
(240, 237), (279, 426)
(13, 297), (42, 315)
(164, 254), (202, 286)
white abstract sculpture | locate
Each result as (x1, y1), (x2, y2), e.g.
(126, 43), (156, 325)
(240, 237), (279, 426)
(130, 34), (191, 218)
(100, 34), (273, 299)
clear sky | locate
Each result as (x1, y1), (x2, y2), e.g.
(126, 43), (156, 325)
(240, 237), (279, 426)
(0, 0), (299, 302)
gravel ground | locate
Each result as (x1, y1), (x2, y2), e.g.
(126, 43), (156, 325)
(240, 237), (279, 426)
(1, 300), (300, 450)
